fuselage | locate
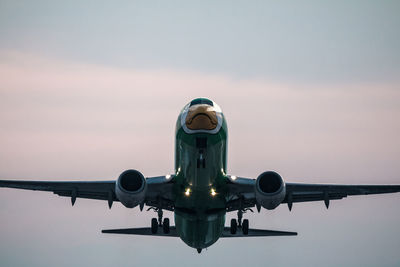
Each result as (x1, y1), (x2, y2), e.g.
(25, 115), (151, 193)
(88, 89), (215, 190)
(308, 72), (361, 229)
(173, 98), (228, 249)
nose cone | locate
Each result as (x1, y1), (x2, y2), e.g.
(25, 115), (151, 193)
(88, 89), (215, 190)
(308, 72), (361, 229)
(185, 104), (218, 130)
(179, 98), (224, 134)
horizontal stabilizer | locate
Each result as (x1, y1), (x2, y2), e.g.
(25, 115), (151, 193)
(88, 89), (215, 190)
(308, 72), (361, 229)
(221, 227), (297, 237)
(102, 226), (297, 238)
(102, 227), (179, 237)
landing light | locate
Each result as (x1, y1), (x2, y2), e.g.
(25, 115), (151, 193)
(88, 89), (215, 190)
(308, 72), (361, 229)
(230, 175), (237, 181)
(211, 188), (217, 197)
(165, 174), (172, 180)
(185, 188), (191, 197)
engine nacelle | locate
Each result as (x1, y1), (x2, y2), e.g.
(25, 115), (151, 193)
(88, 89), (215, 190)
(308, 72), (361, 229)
(115, 169), (147, 208)
(255, 171), (286, 210)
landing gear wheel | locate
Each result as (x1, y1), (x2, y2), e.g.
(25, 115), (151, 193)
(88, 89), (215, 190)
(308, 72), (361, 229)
(163, 218), (170, 234)
(230, 218), (237, 234)
(151, 218), (158, 234)
(242, 219), (249, 235)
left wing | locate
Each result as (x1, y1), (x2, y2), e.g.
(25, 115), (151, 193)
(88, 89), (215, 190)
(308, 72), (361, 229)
(0, 176), (174, 209)
(284, 183), (400, 210)
(226, 177), (400, 211)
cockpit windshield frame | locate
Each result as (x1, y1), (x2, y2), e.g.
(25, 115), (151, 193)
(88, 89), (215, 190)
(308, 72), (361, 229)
(189, 98), (214, 107)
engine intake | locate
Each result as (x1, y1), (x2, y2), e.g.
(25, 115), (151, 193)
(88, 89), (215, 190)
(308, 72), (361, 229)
(255, 171), (286, 210)
(115, 169), (146, 208)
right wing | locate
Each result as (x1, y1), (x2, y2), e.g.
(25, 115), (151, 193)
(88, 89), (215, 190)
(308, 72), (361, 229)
(0, 176), (174, 210)
(0, 180), (116, 207)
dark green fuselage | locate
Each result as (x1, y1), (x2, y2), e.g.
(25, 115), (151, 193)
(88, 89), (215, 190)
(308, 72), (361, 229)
(173, 104), (228, 249)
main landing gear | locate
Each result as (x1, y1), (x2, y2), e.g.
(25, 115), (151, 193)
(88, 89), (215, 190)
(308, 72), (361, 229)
(230, 209), (252, 235)
(148, 208), (170, 234)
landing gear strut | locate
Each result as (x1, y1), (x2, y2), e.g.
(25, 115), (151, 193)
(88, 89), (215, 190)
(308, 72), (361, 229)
(157, 208), (163, 226)
(237, 210), (243, 227)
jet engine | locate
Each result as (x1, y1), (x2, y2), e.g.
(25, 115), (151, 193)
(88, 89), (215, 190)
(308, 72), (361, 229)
(255, 171), (286, 210)
(115, 169), (147, 208)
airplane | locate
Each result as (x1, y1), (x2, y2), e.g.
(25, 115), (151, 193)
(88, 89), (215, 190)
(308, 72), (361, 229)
(1, 97), (400, 254)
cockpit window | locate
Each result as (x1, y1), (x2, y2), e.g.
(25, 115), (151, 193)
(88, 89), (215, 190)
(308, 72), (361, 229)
(189, 98), (213, 107)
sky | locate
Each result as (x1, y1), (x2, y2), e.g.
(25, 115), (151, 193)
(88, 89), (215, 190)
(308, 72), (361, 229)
(0, 1), (399, 266)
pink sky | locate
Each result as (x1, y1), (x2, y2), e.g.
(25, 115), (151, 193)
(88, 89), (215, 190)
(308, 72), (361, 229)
(1, 50), (399, 182)
(0, 50), (399, 266)
(1, 1), (400, 265)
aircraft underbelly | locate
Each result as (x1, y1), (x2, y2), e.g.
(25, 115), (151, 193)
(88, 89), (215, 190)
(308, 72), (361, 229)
(174, 208), (225, 249)
(173, 112), (228, 249)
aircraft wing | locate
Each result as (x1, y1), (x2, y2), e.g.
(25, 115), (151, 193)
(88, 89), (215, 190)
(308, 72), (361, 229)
(283, 183), (400, 209)
(0, 176), (174, 210)
(226, 177), (400, 211)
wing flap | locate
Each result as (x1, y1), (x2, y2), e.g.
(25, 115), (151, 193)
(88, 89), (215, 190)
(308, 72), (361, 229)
(54, 190), (114, 201)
